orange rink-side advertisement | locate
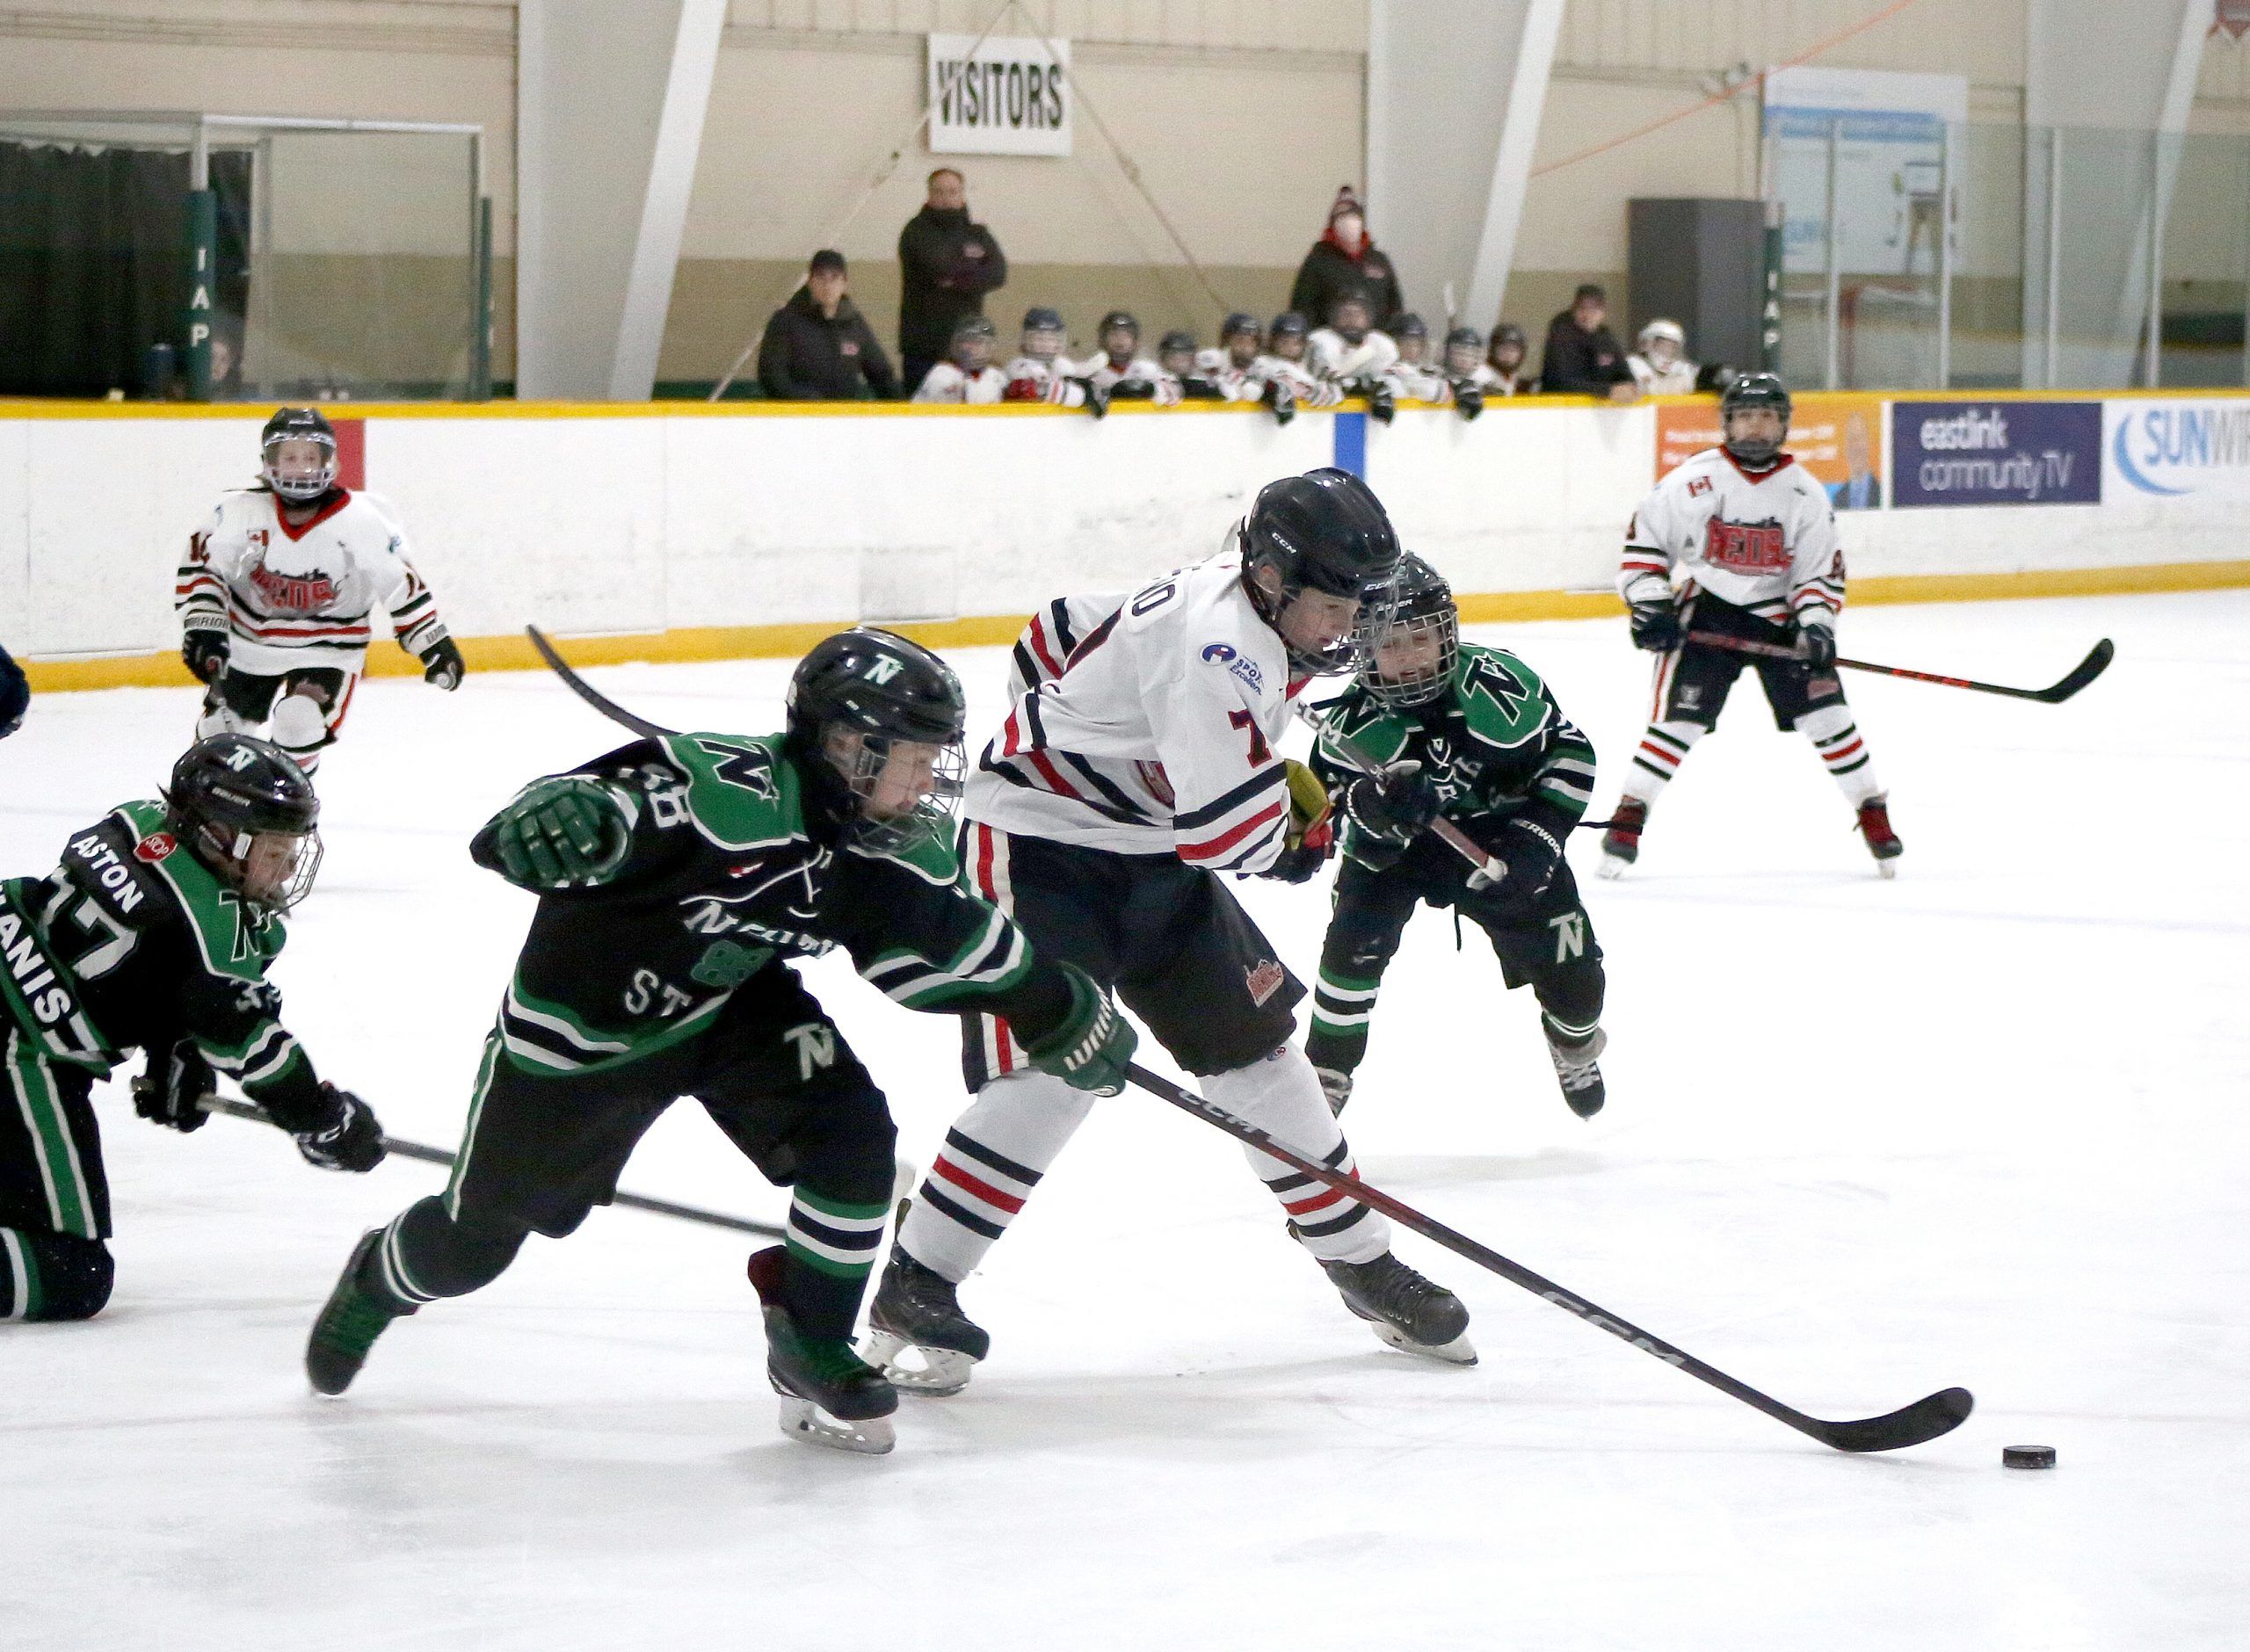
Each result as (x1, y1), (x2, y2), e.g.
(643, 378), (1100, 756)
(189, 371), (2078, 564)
(1656, 394), (1888, 511)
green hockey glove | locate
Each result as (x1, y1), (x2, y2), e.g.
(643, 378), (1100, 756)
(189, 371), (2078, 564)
(486, 778), (634, 891)
(1021, 963), (1137, 1098)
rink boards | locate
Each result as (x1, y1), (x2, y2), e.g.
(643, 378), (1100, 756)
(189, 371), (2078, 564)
(3, 390), (2246, 689)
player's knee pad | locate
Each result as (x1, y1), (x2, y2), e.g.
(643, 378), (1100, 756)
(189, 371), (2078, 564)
(1535, 954), (1607, 1031)
(1794, 701), (1854, 743)
(269, 692), (332, 757)
(3, 1229), (115, 1322)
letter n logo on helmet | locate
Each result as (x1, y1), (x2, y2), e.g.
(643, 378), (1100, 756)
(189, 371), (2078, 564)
(863, 656), (904, 685)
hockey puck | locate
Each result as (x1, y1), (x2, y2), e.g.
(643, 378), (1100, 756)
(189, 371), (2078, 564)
(2002, 1445), (2057, 1470)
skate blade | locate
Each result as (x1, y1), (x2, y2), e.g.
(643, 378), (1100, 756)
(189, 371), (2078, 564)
(777, 1395), (896, 1454)
(1596, 855), (1629, 880)
(1876, 859), (1898, 880)
(860, 1328), (976, 1397)
(1368, 1321), (1479, 1366)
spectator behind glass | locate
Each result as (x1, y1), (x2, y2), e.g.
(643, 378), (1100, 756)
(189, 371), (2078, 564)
(1539, 283), (1637, 402)
(757, 250), (898, 401)
(1290, 186), (1404, 332)
(897, 168), (1008, 396)
(1486, 323), (1531, 395)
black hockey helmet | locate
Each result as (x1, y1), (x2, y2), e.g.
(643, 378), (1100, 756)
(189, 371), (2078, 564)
(164, 733), (323, 911)
(1238, 467), (1403, 676)
(1267, 311), (1309, 342)
(1098, 309), (1140, 343)
(1390, 312), (1428, 342)
(1443, 325), (1484, 375)
(1158, 330), (1197, 371)
(259, 406), (338, 503)
(1220, 311), (1260, 343)
(1021, 306), (1064, 334)
(1361, 553), (1458, 709)
(786, 627), (968, 851)
(1721, 371), (1792, 467)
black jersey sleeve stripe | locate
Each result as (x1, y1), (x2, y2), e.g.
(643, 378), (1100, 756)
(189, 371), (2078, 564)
(1049, 597), (1078, 654)
(1174, 763), (1288, 830)
(983, 759), (1150, 826)
(1061, 751), (1154, 821)
(1066, 608), (1120, 666)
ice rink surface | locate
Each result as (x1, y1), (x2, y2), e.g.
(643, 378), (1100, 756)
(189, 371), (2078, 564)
(2, 590), (2244, 1650)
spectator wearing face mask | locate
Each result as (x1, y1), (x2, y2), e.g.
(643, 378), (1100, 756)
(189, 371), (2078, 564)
(1289, 187), (1404, 333)
(1540, 284), (1637, 402)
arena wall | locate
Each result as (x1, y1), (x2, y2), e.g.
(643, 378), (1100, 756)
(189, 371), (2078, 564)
(4, 391), (2246, 692)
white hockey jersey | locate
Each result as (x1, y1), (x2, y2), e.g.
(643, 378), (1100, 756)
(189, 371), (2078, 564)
(1305, 328), (1399, 384)
(913, 364), (1007, 404)
(965, 547), (1305, 874)
(1000, 354), (1092, 408)
(1190, 348), (1271, 404)
(1250, 354), (1344, 408)
(1076, 353), (1182, 405)
(1621, 447), (1845, 627)
(1383, 360), (1454, 403)
(175, 488), (448, 677)
(1627, 353), (1699, 395)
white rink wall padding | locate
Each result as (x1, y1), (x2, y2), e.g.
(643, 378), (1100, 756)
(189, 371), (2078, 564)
(4, 394), (2247, 688)
(1, 591), (2245, 1649)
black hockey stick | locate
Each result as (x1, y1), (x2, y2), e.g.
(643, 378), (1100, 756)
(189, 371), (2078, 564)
(1123, 1061), (1971, 1453)
(1687, 630), (2115, 704)
(526, 626), (680, 738)
(192, 1095), (788, 1237)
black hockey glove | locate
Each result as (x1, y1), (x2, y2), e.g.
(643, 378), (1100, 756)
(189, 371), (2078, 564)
(183, 627), (230, 685)
(1261, 379), (1296, 427)
(1465, 815), (1564, 908)
(483, 777), (635, 891)
(1345, 762), (1441, 847)
(1797, 620), (1838, 672)
(1629, 600), (1683, 654)
(1021, 964), (1137, 1097)
(295, 1083), (387, 1173)
(1354, 379), (1397, 424)
(1077, 378), (1109, 419)
(1263, 757), (1335, 883)
(132, 1039), (215, 1134)
(419, 634), (465, 691)
(1453, 382), (1485, 421)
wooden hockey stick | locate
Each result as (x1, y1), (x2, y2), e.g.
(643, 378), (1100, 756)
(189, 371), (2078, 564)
(1123, 1059), (1973, 1453)
(1687, 630), (2115, 705)
(192, 1095), (789, 1237)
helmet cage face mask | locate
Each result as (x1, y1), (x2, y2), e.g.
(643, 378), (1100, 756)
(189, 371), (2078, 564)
(188, 817), (324, 911)
(821, 727), (967, 853)
(1362, 591), (1457, 707)
(263, 432), (337, 502)
(1021, 324), (1066, 362)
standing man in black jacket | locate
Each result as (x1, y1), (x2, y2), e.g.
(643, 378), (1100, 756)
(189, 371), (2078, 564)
(896, 169), (1008, 395)
(1539, 283), (1637, 402)
(757, 250), (899, 401)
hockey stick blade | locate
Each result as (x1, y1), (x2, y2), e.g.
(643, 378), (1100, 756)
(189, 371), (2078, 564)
(525, 626), (681, 739)
(196, 1096), (785, 1238)
(1123, 1061), (1973, 1453)
(2031, 636), (2115, 703)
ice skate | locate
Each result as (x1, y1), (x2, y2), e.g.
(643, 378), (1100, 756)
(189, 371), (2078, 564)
(1315, 1066), (1354, 1116)
(1321, 1252), (1477, 1365)
(862, 1243), (990, 1396)
(1546, 1027), (1608, 1119)
(748, 1246), (897, 1454)
(1856, 793), (1902, 877)
(305, 1228), (414, 1396)
(1597, 798), (1646, 879)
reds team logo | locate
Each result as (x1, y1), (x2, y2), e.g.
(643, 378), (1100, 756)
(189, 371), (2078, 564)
(249, 560), (341, 612)
(1703, 517), (1789, 573)
(134, 832), (177, 862)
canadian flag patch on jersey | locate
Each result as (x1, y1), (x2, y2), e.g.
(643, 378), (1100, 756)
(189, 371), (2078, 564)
(1704, 517), (1789, 573)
